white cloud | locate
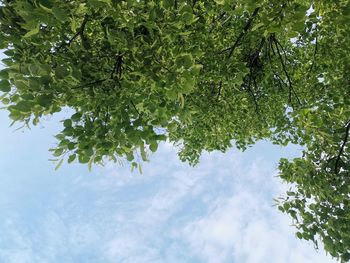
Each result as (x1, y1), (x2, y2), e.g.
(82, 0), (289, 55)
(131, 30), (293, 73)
(0, 108), (335, 263)
(177, 154), (332, 263)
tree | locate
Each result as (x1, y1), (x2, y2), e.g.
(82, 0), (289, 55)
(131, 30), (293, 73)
(0, 0), (349, 260)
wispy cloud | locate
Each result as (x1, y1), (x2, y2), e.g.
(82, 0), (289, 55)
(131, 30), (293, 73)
(0, 109), (334, 262)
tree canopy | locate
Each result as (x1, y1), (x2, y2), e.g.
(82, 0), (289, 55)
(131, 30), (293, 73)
(1, 0), (350, 260)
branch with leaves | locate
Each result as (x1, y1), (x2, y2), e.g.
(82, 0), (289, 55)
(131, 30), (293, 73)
(220, 7), (260, 58)
(334, 119), (350, 174)
(57, 14), (89, 51)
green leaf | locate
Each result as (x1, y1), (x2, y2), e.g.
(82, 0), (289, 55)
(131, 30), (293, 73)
(24, 26), (40, 38)
(37, 94), (53, 108)
(126, 153), (134, 161)
(138, 163), (143, 174)
(55, 66), (69, 79)
(2, 98), (10, 105)
(78, 154), (90, 164)
(168, 122), (177, 132)
(14, 80), (28, 90)
(63, 119), (72, 128)
(39, 3), (53, 13)
(162, 0), (173, 9)
(214, 0), (225, 5)
(55, 158), (64, 170)
(0, 70), (9, 80)
(71, 112), (82, 122)
(296, 232), (303, 239)
(191, 64), (203, 75)
(182, 77), (195, 94)
(52, 6), (69, 21)
(150, 141), (158, 152)
(176, 54), (193, 69)
(88, 157), (93, 171)
(12, 101), (33, 112)
(251, 22), (264, 31)
(53, 148), (64, 157)
(0, 80), (11, 92)
(140, 146), (148, 161)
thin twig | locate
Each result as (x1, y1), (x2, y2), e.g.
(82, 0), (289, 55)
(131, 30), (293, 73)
(72, 78), (107, 89)
(209, 11), (227, 33)
(309, 25), (318, 73)
(57, 15), (89, 51)
(334, 119), (350, 174)
(220, 7), (260, 58)
(130, 100), (140, 115)
(111, 53), (123, 79)
(273, 37), (301, 106)
(217, 81), (222, 101)
(247, 74), (259, 114)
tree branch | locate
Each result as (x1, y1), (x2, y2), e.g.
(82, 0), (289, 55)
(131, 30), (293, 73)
(130, 100), (140, 115)
(57, 15), (89, 51)
(220, 7), (260, 58)
(334, 119), (350, 174)
(272, 37), (301, 106)
(309, 25), (318, 73)
(244, 71), (260, 114)
(217, 81), (222, 101)
(72, 78), (107, 89)
(111, 52), (123, 80)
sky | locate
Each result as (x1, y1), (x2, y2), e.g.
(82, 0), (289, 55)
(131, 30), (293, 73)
(0, 111), (336, 263)
(0, 54), (335, 262)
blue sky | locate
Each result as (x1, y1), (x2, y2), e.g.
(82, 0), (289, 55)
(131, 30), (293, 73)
(0, 111), (335, 263)
(0, 55), (334, 262)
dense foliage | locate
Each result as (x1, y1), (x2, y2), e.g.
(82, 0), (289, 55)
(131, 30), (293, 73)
(0, 0), (349, 260)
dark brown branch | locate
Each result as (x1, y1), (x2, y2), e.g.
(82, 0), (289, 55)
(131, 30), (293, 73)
(111, 53), (123, 80)
(269, 36), (276, 56)
(266, 40), (291, 94)
(309, 25), (318, 73)
(247, 74), (259, 114)
(153, 55), (171, 73)
(217, 81), (222, 101)
(271, 2), (287, 23)
(209, 11), (227, 33)
(72, 78), (108, 89)
(272, 37), (301, 106)
(104, 105), (110, 127)
(252, 38), (265, 63)
(274, 73), (285, 90)
(334, 119), (350, 174)
(57, 15), (89, 51)
(266, 40), (273, 64)
(130, 100), (140, 115)
(111, 61), (119, 79)
(208, 81), (215, 96)
(220, 7), (260, 58)
(274, 36), (290, 63)
(192, 0), (198, 9)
